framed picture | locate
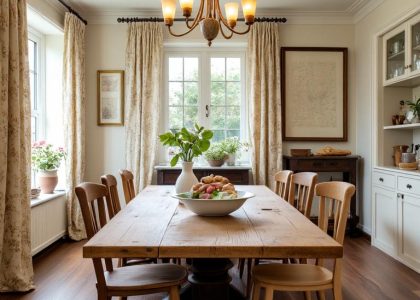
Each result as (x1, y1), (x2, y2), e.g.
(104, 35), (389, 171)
(281, 47), (348, 141)
(97, 70), (124, 126)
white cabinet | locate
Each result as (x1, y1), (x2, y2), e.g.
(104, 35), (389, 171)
(372, 173), (398, 256)
(398, 192), (420, 272)
(372, 169), (420, 273)
(383, 14), (420, 86)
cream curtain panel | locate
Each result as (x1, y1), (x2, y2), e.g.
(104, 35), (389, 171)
(0, 0), (34, 292)
(247, 23), (282, 189)
(125, 23), (163, 192)
(63, 13), (87, 241)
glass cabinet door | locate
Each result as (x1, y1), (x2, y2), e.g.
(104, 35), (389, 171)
(410, 20), (420, 73)
(385, 29), (406, 81)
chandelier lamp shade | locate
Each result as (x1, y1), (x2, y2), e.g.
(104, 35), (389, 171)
(161, 0), (257, 46)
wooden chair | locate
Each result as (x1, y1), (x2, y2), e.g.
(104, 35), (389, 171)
(75, 182), (187, 300)
(288, 172), (318, 218)
(238, 170), (294, 297)
(120, 169), (136, 204)
(251, 181), (356, 300)
(101, 174), (157, 266)
(100, 174), (121, 218)
(274, 170), (293, 199)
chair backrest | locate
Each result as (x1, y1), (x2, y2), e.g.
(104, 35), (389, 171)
(274, 170), (293, 199)
(120, 169), (135, 204)
(288, 172), (318, 218)
(101, 174), (122, 218)
(75, 182), (113, 285)
(315, 181), (355, 245)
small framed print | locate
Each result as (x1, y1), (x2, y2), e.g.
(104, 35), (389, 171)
(97, 70), (124, 126)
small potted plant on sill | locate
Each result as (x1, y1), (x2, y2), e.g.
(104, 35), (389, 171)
(406, 98), (420, 123)
(221, 137), (241, 166)
(159, 124), (213, 193)
(205, 143), (228, 167)
(31, 141), (66, 194)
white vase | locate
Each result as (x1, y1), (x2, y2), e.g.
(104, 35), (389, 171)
(175, 161), (198, 193)
(226, 154), (236, 166)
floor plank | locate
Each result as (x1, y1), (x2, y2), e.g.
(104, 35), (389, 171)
(1, 236), (420, 299)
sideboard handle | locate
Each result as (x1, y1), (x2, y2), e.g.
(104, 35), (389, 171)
(379, 177), (384, 182)
(407, 184), (412, 189)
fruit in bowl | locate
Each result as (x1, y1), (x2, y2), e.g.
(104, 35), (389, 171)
(172, 174), (254, 216)
(191, 174), (237, 200)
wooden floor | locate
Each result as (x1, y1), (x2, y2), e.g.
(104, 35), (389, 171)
(1, 236), (420, 300)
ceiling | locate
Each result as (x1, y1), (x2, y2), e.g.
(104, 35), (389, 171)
(68, 0), (372, 14)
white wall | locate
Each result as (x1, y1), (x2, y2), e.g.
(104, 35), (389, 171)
(85, 24), (128, 201)
(355, 0), (420, 234)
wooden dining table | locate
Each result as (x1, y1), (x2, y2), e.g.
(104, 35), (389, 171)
(83, 185), (342, 300)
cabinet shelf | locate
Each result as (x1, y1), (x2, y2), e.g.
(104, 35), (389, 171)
(388, 50), (405, 60)
(384, 123), (420, 130)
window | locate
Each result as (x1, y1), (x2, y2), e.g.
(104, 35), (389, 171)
(164, 49), (246, 143)
(28, 29), (45, 187)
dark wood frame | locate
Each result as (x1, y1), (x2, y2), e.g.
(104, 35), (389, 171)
(97, 70), (124, 126)
(281, 47), (348, 141)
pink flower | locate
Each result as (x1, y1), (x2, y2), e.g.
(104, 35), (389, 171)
(58, 147), (64, 152)
(38, 140), (46, 146)
(32, 142), (39, 148)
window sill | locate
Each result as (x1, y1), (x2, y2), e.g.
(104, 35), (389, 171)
(30, 191), (66, 208)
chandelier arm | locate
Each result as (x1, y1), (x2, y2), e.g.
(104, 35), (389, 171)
(218, 19), (234, 39)
(215, 2), (252, 35)
(167, 22), (201, 37)
(185, 0), (205, 29)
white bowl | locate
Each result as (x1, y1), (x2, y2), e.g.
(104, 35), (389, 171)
(172, 190), (255, 216)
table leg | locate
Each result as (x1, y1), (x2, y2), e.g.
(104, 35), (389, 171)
(178, 258), (245, 300)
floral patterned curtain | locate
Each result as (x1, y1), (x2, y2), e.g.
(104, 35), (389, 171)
(63, 13), (87, 240)
(247, 23), (282, 189)
(0, 0), (35, 291)
(125, 23), (163, 192)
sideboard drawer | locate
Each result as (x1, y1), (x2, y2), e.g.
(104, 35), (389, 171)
(397, 176), (420, 196)
(373, 171), (395, 189)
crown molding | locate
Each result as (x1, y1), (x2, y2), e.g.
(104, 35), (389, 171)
(82, 1), (385, 25)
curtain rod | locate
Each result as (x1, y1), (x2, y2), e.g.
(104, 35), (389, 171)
(117, 17), (287, 23)
(58, 0), (88, 25)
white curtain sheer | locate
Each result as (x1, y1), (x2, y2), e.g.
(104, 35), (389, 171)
(0, 0), (34, 291)
(247, 23), (282, 189)
(125, 23), (163, 192)
(63, 13), (87, 241)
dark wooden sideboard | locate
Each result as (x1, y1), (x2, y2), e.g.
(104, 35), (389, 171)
(283, 155), (360, 235)
(155, 165), (251, 185)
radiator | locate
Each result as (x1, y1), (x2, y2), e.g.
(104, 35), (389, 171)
(31, 194), (67, 256)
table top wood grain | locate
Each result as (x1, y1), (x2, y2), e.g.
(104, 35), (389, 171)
(83, 185), (343, 259)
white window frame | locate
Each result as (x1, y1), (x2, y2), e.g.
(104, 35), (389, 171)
(28, 27), (46, 142)
(162, 47), (248, 143)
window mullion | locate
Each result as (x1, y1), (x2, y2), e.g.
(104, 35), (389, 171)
(200, 52), (210, 128)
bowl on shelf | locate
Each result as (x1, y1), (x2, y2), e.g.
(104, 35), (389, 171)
(398, 162), (417, 170)
(172, 191), (255, 216)
(31, 188), (41, 199)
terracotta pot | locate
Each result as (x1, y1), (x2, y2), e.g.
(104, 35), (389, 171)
(207, 159), (225, 167)
(38, 169), (58, 194)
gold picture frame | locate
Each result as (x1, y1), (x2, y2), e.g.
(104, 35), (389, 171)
(97, 70), (124, 126)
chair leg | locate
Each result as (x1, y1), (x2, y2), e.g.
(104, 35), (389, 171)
(246, 258), (253, 298)
(304, 291), (312, 300)
(316, 291), (326, 300)
(238, 258), (245, 278)
(169, 286), (180, 300)
(333, 288), (343, 300)
(264, 286), (273, 300)
(251, 282), (261, 300)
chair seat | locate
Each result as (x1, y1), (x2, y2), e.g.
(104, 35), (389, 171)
(105, 263), (187, 291)
(252, 263), (333, 287)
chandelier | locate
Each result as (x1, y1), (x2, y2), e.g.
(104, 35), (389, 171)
(161, 0), (257, 46)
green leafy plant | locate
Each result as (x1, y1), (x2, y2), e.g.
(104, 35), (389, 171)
(160, 124), (213, 167)
(221, 137), (241, 154)
(204, 143), (227, 161)
(406, 98), (420, 117)
(31, 141), (66, 171)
